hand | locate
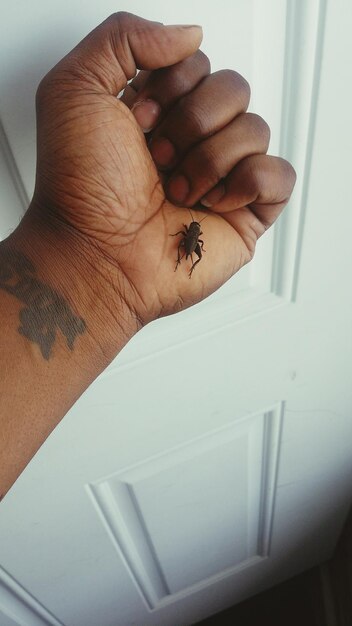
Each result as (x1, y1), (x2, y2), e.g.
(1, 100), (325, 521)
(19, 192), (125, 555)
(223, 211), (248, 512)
(28, 12), (295, 331)
(0, 12), (296, 497)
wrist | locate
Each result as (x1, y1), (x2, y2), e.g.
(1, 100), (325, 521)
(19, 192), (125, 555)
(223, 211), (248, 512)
(3, 202), (138, 369)
(0, 203), (138, 497)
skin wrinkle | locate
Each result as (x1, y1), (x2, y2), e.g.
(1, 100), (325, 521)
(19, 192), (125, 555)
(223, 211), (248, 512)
(92, 274), (136, 338)
(88, 54), (117, 92)
(233, 215), (259, 260)
(119, 237), (161, 324)
(61, 56), (112, 94)
(37, 173), (138, 242)
(103, 139), (139, 211)
(69, 231), (140, 330)
(104, 177), (165, 248)
(80, 132), (149, 230)
(110, 21), (137, 90)
(38, 186), (107, 229)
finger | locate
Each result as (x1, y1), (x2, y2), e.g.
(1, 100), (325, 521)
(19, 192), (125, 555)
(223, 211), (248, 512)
(46, 12), (203, 95)
(122, 52), (210, 134)
(120, 70), (150, 106)
(148, 70), (250, 169)
(164, 113), (270, 205)
(214, 155), (296, 253)
(120, 71), (161, 132)
(216, 154), (296, 217)
(127, 70), (151, 93)
(131, 50), (210, 112)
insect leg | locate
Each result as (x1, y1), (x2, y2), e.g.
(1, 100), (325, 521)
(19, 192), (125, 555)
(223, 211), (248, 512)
(198, 239), (206, 252)
(175, 240), (185, 271)
(170, 230), (187, 237)
(189, 243), (202, 278)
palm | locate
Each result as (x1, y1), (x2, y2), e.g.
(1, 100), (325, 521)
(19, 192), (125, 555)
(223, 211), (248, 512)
(37, 94), (250, 319)
(122, 198), (248, 319)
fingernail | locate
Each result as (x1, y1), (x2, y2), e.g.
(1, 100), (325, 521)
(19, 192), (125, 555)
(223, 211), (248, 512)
(131, 99), (161, 133)
(168, 174), (190, 204)
(201, 183), (226, 208)
(150, 137), (176, 168)
(165, 24), (202, 30)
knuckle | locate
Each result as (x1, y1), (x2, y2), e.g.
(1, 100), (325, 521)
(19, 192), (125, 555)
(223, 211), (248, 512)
(165, 51), (211, 99)
(279, 158), (297, 193)
(195, 50), (211, 73)
(243, 239), (256, 263)
(196, 143), (225, 182)
(106, 11), (136, 42)
(166, 62), (195, 90)
(108, 11), (131, 24)
(178, 97), (212, 137)
(246, 113), (271, 146)
(218, 69), (251, 104)
(35, 71), (57, 107)
(237, 73), (251, 103)
(283, 158), (297, 182)
(35, 77), (47, 104)
(241, 158), (264, 196)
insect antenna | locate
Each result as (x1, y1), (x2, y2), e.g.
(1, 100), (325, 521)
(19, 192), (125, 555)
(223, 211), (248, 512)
(188, 208), (195, 222)
(187, 208), (208, 224)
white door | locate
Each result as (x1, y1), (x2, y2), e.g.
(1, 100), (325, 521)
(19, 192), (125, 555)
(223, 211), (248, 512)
(1, 1), (352, 625)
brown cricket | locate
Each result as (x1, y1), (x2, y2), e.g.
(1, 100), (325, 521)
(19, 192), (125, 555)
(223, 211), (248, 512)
(170, 210), (207, 278)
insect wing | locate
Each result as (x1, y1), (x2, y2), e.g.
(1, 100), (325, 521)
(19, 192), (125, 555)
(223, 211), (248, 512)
(185, 222), (201, 255)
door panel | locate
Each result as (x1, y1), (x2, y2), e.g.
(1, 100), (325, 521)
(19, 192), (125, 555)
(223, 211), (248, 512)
(87, 407), (281, 607)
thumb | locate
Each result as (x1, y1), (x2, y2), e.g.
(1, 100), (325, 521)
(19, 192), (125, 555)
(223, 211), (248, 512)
(62, 12), (203, 95)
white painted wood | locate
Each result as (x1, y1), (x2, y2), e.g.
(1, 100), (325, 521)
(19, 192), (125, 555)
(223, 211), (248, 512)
(87, 406), (282, 608)
(0, 567), (64, 626)
(1, 1), (352, 625)
(272, 0), (328, 300)
(0, 613), (21, 626)
(0, 120), (26, 241)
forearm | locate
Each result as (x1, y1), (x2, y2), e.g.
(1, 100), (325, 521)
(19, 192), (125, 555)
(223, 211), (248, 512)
(0, 10), (295, 502)
(0, 205), (136, 498)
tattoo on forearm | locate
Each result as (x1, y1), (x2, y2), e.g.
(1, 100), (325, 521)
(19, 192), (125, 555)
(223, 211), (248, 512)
(0, 249), (86, 360)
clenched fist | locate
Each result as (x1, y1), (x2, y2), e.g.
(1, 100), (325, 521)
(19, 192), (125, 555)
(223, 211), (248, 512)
(24, 12), (295, 333)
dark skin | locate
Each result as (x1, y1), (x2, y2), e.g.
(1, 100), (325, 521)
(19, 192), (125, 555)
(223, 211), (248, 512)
(0, 12), (295, 499)
(0, 248), (86, 359)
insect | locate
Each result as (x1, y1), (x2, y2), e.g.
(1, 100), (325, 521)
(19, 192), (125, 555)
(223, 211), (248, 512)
(170, 210), (207, 278)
